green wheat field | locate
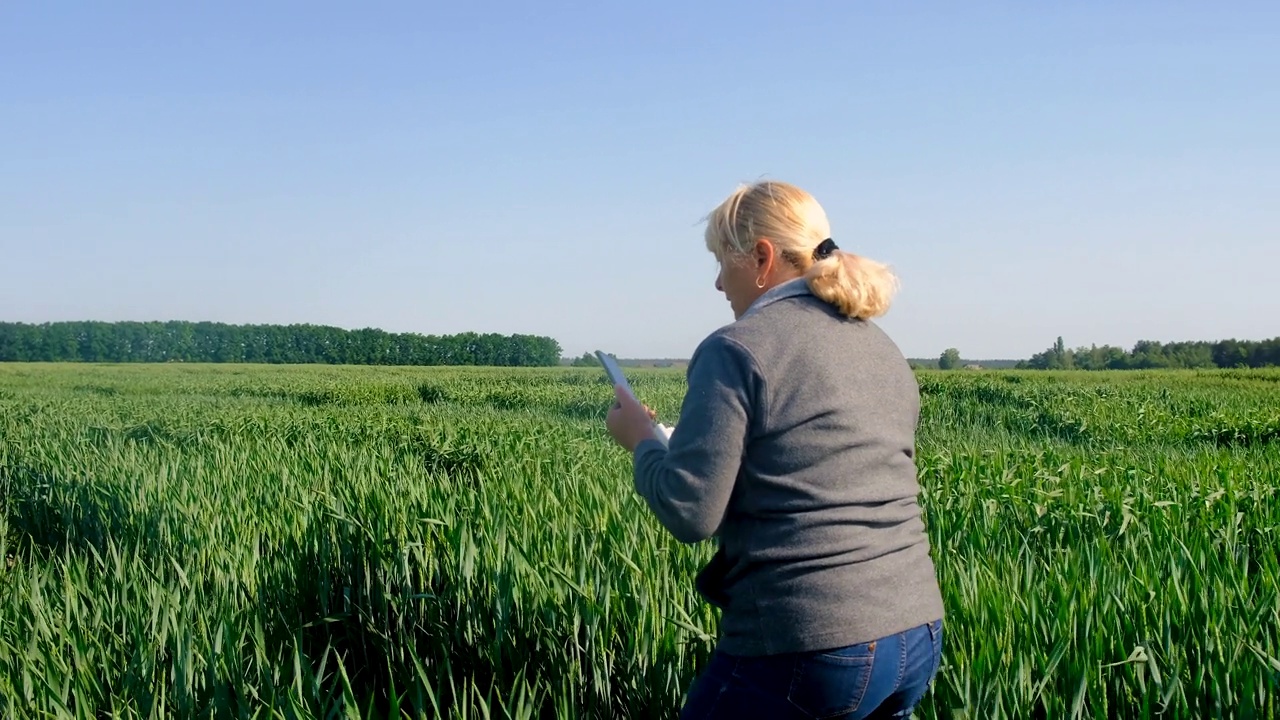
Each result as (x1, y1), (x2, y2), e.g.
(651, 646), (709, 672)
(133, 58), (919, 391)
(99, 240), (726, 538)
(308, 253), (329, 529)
(1, 363), (1278, 719)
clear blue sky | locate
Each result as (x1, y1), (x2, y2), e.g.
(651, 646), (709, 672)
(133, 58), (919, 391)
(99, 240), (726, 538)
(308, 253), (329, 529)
(3, 2), (1277, 360)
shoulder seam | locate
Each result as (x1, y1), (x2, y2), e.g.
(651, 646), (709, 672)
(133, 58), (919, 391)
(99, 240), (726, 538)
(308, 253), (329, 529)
(716, 333), (770, 438)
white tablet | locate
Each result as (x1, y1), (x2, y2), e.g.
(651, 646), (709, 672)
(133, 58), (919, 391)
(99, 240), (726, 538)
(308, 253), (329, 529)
(595, 350), (636, 399)
(595, 350), (671, 447)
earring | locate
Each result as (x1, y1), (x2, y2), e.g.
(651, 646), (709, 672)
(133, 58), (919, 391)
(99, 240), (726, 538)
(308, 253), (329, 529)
(755, 277), (766, 289)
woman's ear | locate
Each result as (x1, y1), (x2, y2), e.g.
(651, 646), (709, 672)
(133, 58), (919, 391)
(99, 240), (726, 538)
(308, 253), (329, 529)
(754, 238), (773, 268)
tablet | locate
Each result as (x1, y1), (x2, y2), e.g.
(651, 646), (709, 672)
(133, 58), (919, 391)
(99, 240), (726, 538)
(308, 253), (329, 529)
(595, 350), (636, 399)
(595, 350), (671, 447)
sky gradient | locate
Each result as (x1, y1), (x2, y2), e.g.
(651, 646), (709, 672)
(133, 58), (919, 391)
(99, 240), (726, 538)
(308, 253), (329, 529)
(3, 2), (1277, 360)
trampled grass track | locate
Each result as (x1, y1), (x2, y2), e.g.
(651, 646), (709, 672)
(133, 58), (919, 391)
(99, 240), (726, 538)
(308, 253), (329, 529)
(1, 364), (1278, 718)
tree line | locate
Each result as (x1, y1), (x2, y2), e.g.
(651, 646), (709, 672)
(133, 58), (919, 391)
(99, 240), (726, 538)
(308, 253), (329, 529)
(0, 321), (563, 367)
(1017, 336), (1280, 370)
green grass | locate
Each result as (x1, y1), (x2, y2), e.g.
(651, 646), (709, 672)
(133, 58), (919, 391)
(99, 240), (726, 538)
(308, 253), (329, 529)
(1, 363), (1278, 718)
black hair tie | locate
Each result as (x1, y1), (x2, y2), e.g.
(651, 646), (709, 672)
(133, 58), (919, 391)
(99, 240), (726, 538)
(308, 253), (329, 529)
(812, 238), (839, 261)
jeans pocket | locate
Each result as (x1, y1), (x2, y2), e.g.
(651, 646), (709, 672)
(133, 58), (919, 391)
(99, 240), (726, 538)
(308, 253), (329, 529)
(787, 642), (876, 719)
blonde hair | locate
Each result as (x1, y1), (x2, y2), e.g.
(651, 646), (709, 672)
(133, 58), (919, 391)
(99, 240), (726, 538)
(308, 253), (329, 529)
(703, 180), (898, 319)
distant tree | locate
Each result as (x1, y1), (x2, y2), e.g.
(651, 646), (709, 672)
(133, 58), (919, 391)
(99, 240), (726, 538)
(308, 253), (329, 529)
(1018, 335), (1280, 370)
(1256, 338), (1280, 368)
(1213, 339), (1249, 368)
(938, 348), (961, 370)
(1026, 336), (1074, 369)
(0, 321), (563, 367)
(570, 352), (601, 367)
(1055, 336), (1075, 369)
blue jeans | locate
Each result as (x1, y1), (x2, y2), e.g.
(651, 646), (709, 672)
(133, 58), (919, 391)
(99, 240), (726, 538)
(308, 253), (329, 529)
(679, 619), (943, 720)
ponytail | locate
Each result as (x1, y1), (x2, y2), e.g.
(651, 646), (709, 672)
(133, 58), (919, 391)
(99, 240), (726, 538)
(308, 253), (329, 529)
(805, 251), (898, 319)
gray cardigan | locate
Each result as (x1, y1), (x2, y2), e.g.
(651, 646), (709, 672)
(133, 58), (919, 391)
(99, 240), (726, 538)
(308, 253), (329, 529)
(633, 279), (944, 656)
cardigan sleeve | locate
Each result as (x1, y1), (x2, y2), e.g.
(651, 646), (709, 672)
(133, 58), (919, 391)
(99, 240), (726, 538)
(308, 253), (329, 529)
(632, 333), (764, 544)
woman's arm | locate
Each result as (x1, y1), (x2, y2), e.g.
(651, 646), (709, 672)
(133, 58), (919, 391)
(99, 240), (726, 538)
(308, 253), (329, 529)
(632, 333), (763, 544)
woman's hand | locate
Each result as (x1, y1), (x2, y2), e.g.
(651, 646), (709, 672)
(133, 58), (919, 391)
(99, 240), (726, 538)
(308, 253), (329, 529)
(606, 385), (659, 452)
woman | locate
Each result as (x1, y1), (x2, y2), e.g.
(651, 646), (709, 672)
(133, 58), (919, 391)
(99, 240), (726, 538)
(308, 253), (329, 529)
(606, 180), (944, 719)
